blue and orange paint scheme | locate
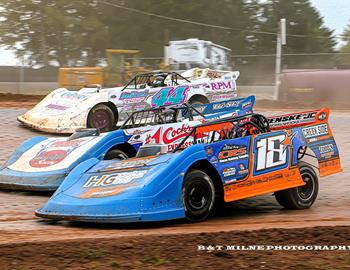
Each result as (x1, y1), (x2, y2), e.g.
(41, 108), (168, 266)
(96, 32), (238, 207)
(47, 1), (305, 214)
(35, 108), (342, 223)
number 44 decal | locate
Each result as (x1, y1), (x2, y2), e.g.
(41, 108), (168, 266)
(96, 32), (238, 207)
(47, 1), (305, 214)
(254, 134), (289, 175)
(152, 85), (189, 107)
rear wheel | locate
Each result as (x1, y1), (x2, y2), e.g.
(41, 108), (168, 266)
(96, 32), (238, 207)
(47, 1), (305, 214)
(104, 149), (128, 160)
(87, 104), (116, 132)
(183, 170), (215, 221)
(275, 163), (319, 209)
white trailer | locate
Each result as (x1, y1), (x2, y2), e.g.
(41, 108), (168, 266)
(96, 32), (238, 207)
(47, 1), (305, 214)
(164, 39), (232, 71)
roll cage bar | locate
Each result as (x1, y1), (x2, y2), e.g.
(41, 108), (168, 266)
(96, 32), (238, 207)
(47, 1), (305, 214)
(120, 103), (205, 129)
(172, 113), (269, 153)
(121, 71), (191, 91)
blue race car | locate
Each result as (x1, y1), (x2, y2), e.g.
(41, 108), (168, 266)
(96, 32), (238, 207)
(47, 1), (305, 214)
(35, 108), (342, 223)
(0, 96), (254, 191)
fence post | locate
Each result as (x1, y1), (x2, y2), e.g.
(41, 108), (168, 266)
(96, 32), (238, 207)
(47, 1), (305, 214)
(274, 18), (286, 101)
(18, 64), (24, 94)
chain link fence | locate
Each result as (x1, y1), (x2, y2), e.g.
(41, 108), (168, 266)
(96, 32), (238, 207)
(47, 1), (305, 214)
(0, 53), (349, 100)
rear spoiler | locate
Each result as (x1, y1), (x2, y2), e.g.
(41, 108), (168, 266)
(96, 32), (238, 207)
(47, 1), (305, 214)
(268, 108), (329, 130)
(280, 108), (342, 177)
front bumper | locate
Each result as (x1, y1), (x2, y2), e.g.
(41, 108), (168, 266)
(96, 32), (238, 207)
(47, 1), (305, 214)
(35, 208), (184, 223)
(18, 114), (83, 134)
(35, 193), (185, 223)
(0, 167), (67, 191)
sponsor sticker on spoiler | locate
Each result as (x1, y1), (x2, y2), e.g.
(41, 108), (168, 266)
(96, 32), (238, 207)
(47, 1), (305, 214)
(269, 111), (316, 128)
(302, 124), (328, 139)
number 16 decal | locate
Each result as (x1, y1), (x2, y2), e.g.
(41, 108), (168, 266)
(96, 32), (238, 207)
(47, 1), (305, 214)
(254, 134), (289, 175)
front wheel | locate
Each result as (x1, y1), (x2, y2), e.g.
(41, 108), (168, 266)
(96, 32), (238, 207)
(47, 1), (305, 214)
(183, 170), (215, 221)
(87, 104), (116, 132)
(275, 163), (319, 209)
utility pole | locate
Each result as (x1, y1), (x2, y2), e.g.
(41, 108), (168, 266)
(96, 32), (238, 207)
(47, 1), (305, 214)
(18, 56), (25, 95)
(274, 18), (286, 100)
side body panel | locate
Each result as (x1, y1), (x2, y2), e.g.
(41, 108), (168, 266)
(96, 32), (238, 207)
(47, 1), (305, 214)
(203, 131), (304, 202)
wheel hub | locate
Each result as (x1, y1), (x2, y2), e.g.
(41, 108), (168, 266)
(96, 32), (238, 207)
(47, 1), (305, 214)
(93, 111), (110, 129)
(188, 184), (209, 210)
(298, 174), (314, 200)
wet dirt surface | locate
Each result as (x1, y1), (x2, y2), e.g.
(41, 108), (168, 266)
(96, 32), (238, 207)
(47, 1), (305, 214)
(0, 102), (348, 246)
(1, 226), (350, 269)
(0, 93), (44, 108)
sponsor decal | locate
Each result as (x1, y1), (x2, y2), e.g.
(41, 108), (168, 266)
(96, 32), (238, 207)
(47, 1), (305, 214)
(238, 163), (249, 175)
(302, 124), (328, 139)
(224, 170), (297, 191)
(83, 170), (148, 188)
(212, 100), (240, 110)
(50, 139), (88, 148)
(206, 70), (227, 79)
(222, 167), (236, 178)
(205, 146), (213, 156)
(163, 124), (192, 144)
(28, 138), (91, 168)
(105, 158), (156, 171)
(269, 112), (316, 128)
(145, 124), (192, 145)
(319, 144), (335, 157)
(61, 92), (87, 100)
(210, 81), (235, 91)
(120, 90), (149, 104)
(241, 101), (252, 109)
(131, 129), (152, 135)
(211, 93), (237, 101)
(318, 111), (327, 121)
(210, 156), (218, 164)
(46, 104), (69, 111)
(144, 124), (208, 151)
(29, 149), (68, 168)
(218, 145), (248, 163)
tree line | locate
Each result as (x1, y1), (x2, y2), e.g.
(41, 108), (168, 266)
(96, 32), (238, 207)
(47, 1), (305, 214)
(0, 0), (348, 75)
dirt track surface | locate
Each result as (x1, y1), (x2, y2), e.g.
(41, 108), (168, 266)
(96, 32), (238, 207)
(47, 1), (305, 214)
(0, 104), (348, 248)
(1, 226), (350, 270)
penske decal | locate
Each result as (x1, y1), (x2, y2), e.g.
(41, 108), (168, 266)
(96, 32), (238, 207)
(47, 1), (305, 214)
(269, 112), (316, 128)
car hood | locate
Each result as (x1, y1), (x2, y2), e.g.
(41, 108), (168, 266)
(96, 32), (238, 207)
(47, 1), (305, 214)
(55, 154), (172, 199)
(7, 135), (106, 173)
(24, 88), (117, 118)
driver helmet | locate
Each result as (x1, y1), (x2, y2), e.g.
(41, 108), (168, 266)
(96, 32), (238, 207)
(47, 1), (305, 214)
(153, 75), (166, 87)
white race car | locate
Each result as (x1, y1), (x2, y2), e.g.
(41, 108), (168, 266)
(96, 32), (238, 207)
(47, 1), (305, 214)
(18, 68), (239, 134)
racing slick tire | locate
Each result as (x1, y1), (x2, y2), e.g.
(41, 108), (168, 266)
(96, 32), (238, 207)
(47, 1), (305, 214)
(88, 104), (115, 132)
(183, 169), (215, 221)
(274, 162), (319, 209)
(104, 149), (128, 160)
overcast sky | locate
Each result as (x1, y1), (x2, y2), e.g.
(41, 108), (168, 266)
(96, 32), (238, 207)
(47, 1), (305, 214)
(310, 0), (349, 37)
(0, 0), (349, 66)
